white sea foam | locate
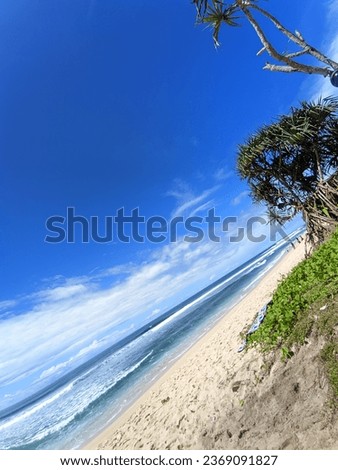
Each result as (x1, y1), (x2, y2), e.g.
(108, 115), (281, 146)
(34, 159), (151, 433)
(243, 248), (287, 292)
(0, 382), (75, 431)
(0, 350), (153, 449)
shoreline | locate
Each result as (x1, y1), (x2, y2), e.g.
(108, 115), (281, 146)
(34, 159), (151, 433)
(84, 241), (306, 450)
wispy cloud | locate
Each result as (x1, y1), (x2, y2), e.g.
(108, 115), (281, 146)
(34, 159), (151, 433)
(213, 167), (233, 182)
(0, 300), (17, 312)
(231, 190), (250, 206)
(167, 179), (220, 218)
(189, 199), (216, 217)
(39, 340), (100, 380)
(35, 284), (89, 303)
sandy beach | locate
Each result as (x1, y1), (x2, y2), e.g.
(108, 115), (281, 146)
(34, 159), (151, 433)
(85, 240), (338, 450)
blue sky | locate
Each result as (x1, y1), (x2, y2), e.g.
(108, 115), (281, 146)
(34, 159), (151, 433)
(0, 0), (337, 406)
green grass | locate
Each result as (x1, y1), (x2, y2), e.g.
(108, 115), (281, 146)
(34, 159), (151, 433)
(248, 228), (338, 347)
(248, 227), (338, 401)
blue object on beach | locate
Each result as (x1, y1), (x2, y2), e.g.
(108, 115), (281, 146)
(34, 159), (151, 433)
(237, 339), (247, 353)
(237, 303), (269, 352)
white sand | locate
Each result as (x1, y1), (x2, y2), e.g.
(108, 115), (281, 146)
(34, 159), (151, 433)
(85, 241), (335, 450)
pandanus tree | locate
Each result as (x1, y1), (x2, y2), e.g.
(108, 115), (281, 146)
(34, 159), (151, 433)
(237, 97), (338, 250)
(192, 0), (338, 85)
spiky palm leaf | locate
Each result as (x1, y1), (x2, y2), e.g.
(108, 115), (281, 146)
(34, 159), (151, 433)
(237, 97), (338, 241)
(266, 207), (293, 226)
(192, 0), (210, 18)
(194, 1), (240, 46)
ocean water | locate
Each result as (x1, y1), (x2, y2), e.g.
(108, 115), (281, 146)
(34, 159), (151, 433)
(0, 229), (304, 449)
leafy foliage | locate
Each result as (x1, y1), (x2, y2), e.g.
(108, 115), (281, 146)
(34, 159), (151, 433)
(249, 228), (338, 348)
(198, 2), (240, 47)
(237, 97), (338, 244)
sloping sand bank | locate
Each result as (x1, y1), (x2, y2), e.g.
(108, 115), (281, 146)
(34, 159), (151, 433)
(85, 241), (338, 450)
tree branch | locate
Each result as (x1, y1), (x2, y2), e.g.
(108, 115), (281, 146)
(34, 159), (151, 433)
(256, 45), (266, 56)
(241, 6), (332, 77)
(250, 3), (338, 70)
(285, 48), (309, 59)
(263, 63), (299, 73)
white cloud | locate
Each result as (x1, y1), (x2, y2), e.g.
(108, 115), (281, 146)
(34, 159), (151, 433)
(328, 0), (338, 16)
(0, 300), (17, 312)
(166, 179), (220, 218)
(171, 190), (215, 217)
(213, 167), (233, 182)
(35, 284), (89, 303)
(166, 179), (193, 202)
(95, 263), (134, 279)
(39, 340), (100, 380)
(188, 199), (216, 217)
(231, 190), (250, 206)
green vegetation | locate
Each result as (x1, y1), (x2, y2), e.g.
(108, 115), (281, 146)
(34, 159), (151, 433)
(249, 229), (338, 347)
(237, 98), (338, 246)
(248, 229), (338, 401)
